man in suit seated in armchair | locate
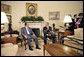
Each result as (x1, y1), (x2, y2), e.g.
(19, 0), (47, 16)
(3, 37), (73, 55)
(21, 22), (40, 51)
(43, 22), (56, 45)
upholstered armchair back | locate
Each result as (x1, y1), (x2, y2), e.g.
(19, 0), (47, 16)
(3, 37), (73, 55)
(74, 28), (83, 39)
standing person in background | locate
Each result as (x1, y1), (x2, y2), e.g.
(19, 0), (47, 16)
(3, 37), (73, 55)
(76, 13), (83, 28)
(72, 14), (78, 29)
(53, 23), (55, 32)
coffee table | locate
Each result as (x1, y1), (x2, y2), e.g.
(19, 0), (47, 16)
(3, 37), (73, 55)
(43, 43), (82, 56)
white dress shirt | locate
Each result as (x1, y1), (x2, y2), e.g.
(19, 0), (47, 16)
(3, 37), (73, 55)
(25, 27), (30, 34)
(74, 18), (76, 22)
(47, 26), (49, 29)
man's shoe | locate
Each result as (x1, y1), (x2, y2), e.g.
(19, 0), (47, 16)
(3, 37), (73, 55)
(29, 46), (33, 51)
(36, 46), (41, 49)
(29, 47), (33, 51)
(36, 47), (41, 49)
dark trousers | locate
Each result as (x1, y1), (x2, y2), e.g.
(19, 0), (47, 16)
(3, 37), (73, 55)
(44, 34), (56, 45)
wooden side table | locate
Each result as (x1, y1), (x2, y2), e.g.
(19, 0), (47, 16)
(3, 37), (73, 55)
(58, 31), (72, 43)
(1, 37), (18, 44)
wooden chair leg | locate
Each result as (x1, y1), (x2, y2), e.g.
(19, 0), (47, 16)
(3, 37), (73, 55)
(24, 44), (27, 50)
(21, 40), (23, 47)
(43, 45), (45, 56)
(24, 41), (27, 50)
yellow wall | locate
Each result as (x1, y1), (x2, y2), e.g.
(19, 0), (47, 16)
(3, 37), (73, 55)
(1, 1), (83, 31)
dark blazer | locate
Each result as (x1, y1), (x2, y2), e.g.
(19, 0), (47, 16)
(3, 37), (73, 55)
(76, 18), (83, 28)
(72, 19), (77, 24)
(43, 26), (52, 36)
(72, 19), (77, 29)
(72, 18), (78, 22)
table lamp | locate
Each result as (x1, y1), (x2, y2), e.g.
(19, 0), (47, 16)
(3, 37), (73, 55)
(1, 12), (9, 38)
(63, 15), (72, 29)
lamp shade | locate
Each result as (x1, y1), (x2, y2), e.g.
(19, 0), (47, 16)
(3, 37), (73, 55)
(63, 15), (72, 23)
(1, 12), (9, 24)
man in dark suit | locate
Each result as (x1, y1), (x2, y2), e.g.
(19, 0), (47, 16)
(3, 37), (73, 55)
(76, 13), (83, 28)
(21, 22), (40, 51)
(43, 22), (56, 45)
(72, 14), (78, 29)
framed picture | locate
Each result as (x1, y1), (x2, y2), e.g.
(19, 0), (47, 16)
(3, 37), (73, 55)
(49, 12), (60, 20)
(26, 3), (37, 17)
(1, 4), (11, 14)
(6, 15), (12, 23)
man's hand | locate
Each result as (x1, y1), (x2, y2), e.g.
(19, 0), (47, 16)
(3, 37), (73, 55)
(47, 33), (51, 36)
(33, 34), (36, 36)
(76, 22), (80, 28)
(76, 22), (80, 25)
(24, 35), (28, 39)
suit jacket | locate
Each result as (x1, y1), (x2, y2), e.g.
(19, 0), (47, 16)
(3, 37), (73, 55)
(21, 27), (34, 37)
(72, 19), (77, 24)
(72, 19), (78, 29)
(43, 26), (52, 36)
(76, 18), (83, 28)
